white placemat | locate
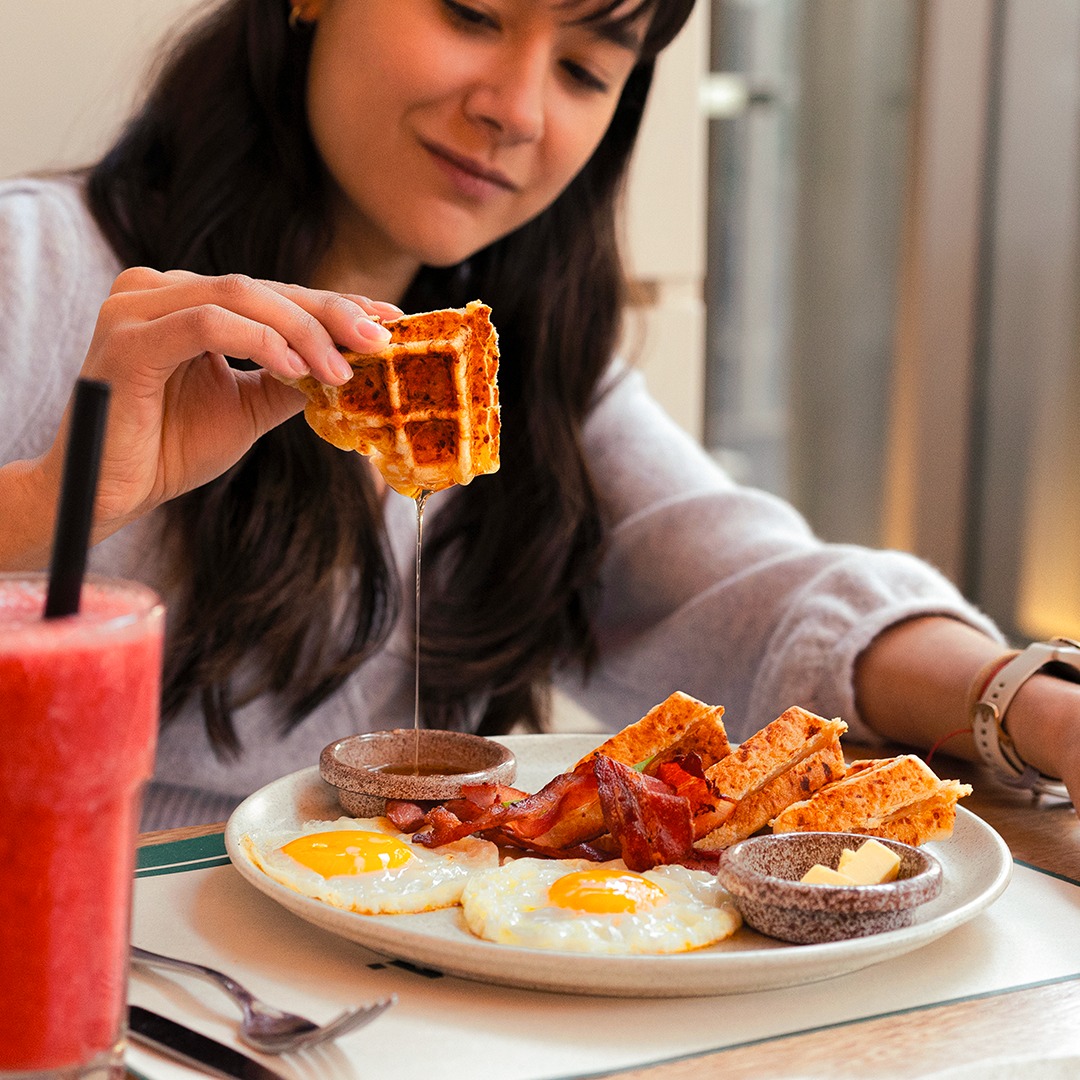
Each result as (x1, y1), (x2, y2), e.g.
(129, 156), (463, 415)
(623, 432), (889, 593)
(127, 834), (1080, 1080)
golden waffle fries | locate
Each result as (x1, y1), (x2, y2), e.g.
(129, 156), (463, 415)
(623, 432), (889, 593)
(770, 754), (973, 845)
(694, 707), (848, 850)
(285, 300), (500, 497)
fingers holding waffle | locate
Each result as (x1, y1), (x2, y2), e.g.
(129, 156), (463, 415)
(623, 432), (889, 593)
(282, 300), (500, 497)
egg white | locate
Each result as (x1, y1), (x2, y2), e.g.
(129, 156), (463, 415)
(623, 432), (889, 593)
(242, 816), (499, 915)
(460, 857), (742, 955)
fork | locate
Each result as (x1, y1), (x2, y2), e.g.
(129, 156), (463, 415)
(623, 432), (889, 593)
(131, 945), (396, 1054)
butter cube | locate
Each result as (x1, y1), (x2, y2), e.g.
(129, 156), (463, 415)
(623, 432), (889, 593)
(800, 863), (856, 886)
(837, 847), (858, 872)
(838, 838), (901, 885)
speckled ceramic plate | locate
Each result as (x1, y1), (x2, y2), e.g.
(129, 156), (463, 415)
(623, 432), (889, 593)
(224, 733), (1012, 997)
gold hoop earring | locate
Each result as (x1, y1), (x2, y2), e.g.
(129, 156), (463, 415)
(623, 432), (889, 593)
(288, 2), (318, 30)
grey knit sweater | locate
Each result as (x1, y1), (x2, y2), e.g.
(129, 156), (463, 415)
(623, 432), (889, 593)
(0, 177), (1002, 828)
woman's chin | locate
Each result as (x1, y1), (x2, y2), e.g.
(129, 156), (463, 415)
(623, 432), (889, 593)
(412, 235), (493, 271)
(400, 210), (521, 272)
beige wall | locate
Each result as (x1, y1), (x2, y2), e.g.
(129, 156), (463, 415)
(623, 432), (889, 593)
(0, 0), (205, 179)
(623, 3), (708, 440)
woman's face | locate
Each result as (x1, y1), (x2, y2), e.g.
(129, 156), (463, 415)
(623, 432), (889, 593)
(306, 0), (646, 283)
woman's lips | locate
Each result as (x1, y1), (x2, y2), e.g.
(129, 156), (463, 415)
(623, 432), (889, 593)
(422, 140), (518, 199)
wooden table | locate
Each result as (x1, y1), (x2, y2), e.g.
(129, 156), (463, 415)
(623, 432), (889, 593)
(137, 747), (1080, 1080)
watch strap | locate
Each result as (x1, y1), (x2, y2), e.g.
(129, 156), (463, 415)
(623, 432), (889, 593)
(971, 637), (1080, 799)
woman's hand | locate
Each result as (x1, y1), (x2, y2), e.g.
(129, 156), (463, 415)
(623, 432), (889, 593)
(35, 268), (398, 546)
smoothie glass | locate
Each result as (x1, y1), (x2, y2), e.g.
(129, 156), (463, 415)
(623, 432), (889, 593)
(0, 574), (164, 1079)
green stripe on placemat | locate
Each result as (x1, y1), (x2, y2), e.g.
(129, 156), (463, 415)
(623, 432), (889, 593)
(136, 832), (229, 877)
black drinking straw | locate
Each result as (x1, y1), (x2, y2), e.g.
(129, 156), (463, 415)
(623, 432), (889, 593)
(44, 379), (111, 619)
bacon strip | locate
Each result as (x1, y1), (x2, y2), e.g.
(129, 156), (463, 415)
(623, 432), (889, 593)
(594, 756), (720, 872)
(410, 769), (598, 848)
(385, 800), (428, 833)
(404, 753), (725, 872)
(385, 783), (527, 834)
(652, 757), (737, 839)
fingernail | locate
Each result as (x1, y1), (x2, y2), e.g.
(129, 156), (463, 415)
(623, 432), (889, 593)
(357, 319), (392, 347)
(361, 296), (404, 317)
(286, 348), (309, 377)
(330, 352), (354, 382)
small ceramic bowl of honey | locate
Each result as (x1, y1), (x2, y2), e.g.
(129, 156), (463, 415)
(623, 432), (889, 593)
(716, 831), (943, 944)
(319, 729), (517, 817)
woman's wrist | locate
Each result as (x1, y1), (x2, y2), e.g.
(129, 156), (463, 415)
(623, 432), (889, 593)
(988, 663), (1080, 789)
(0, 458), (60, 571)
(853, 615), (1002, 760)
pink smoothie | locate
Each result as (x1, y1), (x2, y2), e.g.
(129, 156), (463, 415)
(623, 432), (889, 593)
(0, 576), (163, 1073)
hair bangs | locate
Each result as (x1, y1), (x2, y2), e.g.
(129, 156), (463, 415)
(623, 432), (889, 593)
(562, 0), (698, 61)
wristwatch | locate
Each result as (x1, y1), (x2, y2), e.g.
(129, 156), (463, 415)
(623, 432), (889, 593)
(971, 636), (1080, 799)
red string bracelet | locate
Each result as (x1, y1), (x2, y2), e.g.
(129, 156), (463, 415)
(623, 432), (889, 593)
(927, 652), (1020, 765)
(926, 726), (972, 765)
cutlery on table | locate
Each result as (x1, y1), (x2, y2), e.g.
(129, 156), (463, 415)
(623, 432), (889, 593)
(129, 1006), (287, 1080)
(131, 944), (396, 1054)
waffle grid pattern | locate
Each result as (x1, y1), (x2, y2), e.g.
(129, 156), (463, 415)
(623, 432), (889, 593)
(294, 300), (500, 497)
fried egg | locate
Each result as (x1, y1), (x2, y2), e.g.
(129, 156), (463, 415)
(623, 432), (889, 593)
(460, 858), (742, 955)
(242, 816), (499, 914)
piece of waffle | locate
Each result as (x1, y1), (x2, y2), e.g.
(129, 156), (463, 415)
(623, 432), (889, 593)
(284, 300), (500, 498)
(770, 754), (972, 845)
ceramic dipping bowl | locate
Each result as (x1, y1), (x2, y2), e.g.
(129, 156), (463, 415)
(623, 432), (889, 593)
(319, 729), (517, 817)
(715, 831), (943, 944)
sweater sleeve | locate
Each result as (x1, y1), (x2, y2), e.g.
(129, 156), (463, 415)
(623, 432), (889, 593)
(0, 177), (120, 465)
(561, 367), (1003, 743)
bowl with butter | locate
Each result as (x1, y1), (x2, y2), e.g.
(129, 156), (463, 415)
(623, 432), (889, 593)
(716, 832), (942, 944)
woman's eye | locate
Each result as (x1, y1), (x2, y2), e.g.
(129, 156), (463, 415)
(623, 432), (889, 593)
(561, 60), (609, 94)
(442, 0), (498, 30)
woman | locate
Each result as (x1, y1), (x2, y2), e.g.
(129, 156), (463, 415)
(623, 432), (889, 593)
(1, 0), (1078, 828)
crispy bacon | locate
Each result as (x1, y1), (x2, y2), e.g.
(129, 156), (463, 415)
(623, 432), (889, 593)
(595, 756), (720, 872)
(652, 758), (737, 839)
(410, 770), (596, 848)
(384, 799), (428, 833)
(458, 783), (529, 807)
(498, 768), (600, 842)
(384, 782), (528, 834)
(405, 752), (725, 871)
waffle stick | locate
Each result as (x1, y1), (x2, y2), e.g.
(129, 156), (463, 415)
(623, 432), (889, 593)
(695, 740), (846, 851)
(703, 708), (847, 796)
(573, 691), (729, 773)
(770, 754), (973, 844)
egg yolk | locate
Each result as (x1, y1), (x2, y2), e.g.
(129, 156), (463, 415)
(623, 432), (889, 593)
(547, 869), (667, 914)
(281, 830), (414, 877)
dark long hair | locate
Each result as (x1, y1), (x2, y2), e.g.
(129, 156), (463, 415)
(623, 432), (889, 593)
(86, 0), (697, 754)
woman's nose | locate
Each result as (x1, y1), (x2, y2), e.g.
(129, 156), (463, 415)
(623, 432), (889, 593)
(464, 43), (547, 145)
